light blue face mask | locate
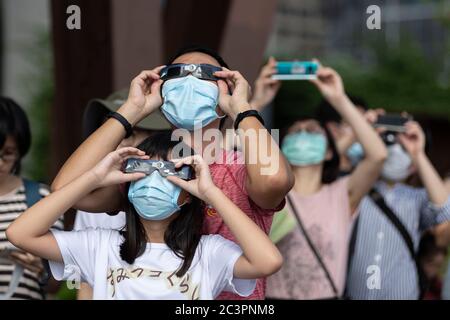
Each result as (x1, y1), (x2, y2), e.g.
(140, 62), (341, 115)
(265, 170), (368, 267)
(128, 171), (183, 221)
(161, 75), (224, 131)
(347, 142), (365, 166)
(282, 131), (327, 166)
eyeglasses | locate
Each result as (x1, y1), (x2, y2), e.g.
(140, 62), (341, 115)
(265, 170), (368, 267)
(160, 64), (222, 82)
(123, 159), (193, 181)
(0, 151), (18, 163)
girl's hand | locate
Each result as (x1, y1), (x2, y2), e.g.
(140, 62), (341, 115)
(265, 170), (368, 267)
(90, 147), (149, 188)
(126, 66), (166, 117)
(166, 155), (219, 204)
(398, 121), (426, 159)
(214, 68), (252, 121)
(310, 61), (345, 104)
(250, 57), (281, 111)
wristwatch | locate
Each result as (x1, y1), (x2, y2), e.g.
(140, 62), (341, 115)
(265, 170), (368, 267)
(234, 110), (265, 131)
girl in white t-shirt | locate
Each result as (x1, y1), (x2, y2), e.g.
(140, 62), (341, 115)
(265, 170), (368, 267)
(6, 132), (283, 300)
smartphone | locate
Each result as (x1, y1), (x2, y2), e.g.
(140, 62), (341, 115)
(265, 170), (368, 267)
(272, 61), (318, 80)
(374, 114), (412, 133)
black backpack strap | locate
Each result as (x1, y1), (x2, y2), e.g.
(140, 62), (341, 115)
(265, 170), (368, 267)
(369, 188), (425, 299)
(343, 215), (360, 299)
(369, 189), (415, 259)
(287, 194), (339, 297)
(347, 216), (360, 268)
(23, 179), (41, 209)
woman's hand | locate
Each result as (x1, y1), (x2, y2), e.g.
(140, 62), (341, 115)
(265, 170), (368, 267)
(398, 121), (426, 160)
(310, 61), (345, 105)
(365, 108), (387, 134)
(214, 68), (252, 121)
(250, 57), (281, 111)
(9, 251), (44, 274)
(119, 66), (166, 125)
(166, 155), (219, 204)
(90, 147), (149, 188)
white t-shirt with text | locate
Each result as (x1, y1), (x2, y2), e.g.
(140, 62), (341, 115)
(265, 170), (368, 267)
(49, 229), (255, 300)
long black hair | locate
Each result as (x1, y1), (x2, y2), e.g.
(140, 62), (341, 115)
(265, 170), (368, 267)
(0, 97), (31, 174)
(120, 130), (204, 277)
(281, 116), (340, 184)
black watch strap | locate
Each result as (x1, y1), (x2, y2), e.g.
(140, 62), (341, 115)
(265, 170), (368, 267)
(107, 112), (133, 139)
(234, 110), (265, 131)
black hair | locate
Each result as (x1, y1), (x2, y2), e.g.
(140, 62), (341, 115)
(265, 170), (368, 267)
(281, 115), (340, 184)
(120, 130), (204, 277)
(169, 44), (229, 68)
(315, 95), (368, 124)
(0, 97), (31, 174)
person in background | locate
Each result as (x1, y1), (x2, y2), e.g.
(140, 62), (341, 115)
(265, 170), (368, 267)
(73, 89), (172, 300)
(315, 96), (368, 175)
(346, 121), (450, 300)
(0, 97), (63, 300)
(248, 57), (370, 176)
(250, 57), (282, 112)
(51, 45), (294, 300)
(418, 231), (448, 300)
(266, 64), (387, 299)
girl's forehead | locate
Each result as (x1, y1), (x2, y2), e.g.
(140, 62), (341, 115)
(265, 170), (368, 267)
(289, 119), (323, 132)
(1, 135), (18, 150)
(172, 52), (221, 67)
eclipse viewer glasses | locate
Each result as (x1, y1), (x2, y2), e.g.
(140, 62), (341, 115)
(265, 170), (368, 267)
(124, 159), (193, 181)
(160, 64), (222, 81)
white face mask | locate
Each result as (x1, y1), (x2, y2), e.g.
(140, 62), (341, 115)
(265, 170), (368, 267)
(381, 144), (412, 182)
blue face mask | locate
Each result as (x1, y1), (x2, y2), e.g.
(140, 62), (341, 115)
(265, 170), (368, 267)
(347, 142), (365, 166)
(282, 131), (327, 166)
(128, 171), (183, 221)
(161, 75), (224, 131)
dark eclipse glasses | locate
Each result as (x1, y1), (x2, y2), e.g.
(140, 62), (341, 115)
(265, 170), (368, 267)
(159, 63), (223, 82)
(123, 159), (193, 181)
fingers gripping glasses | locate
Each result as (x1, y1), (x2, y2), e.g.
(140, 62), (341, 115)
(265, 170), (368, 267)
(124, 159), (193, 181)
(160, 64), (223, 81)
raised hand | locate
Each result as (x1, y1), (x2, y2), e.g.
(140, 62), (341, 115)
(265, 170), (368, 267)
(310, 61), (345, 104)
(398, 121), (426, 159)
(90, 147), (149, 188)
(125, 66), (166, 119)
(250, 57), (281, 111)
(214, 68), (252, 121)
(166, 155), (218, 204)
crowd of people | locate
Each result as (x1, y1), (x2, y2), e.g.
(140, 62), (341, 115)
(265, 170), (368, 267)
(1, 45), (449, 300)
